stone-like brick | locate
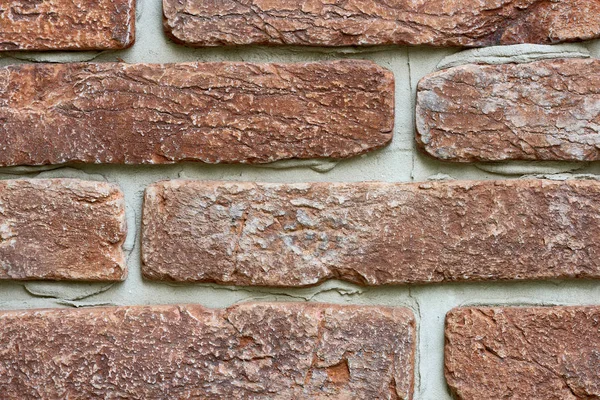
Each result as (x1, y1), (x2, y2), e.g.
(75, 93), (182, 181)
(0, 179), (126, 281)
(163, 0), (600, 47)
(416, 58), (600, 162)
(142, 179), (600, 286)
(0, 303), (415, 399)
(0, 0), (134, 51)
(0, 61), (393, 166)
(446, 306), (600, 399)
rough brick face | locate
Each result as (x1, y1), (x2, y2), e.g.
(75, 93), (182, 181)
(142, 179), (600, 286)
(163, 0), (600, 47)
(445, 306), (600, 399)
(0, 303), (415, 399)
(416, 58), (600, 162)
(0, 61), (393, 166)
(0, 179), (126, 281)
(0, 0), (135, 51)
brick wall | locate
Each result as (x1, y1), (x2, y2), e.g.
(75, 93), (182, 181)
(1, 1), (600, 399)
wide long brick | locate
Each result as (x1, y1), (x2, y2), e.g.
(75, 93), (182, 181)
(142, 179), (600, 286)
(0, 179), (126, 281)
(417, 58), (600, 162)
(446, 306), (600, 399)
(163, 0), (600, 47)
(0, 61), (393, 167)
(0, 303), (415, 399)
(0, 0), (135, 51)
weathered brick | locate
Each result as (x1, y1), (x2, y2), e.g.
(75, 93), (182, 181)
(416, 58), (600, 162)
(142, 179), (600, 286)
(0, 303), (415, 399)
(0, 61), (393, 167)
(446, 306), (600, 399)
(163, 0), (600, 47)
(0, 179), (126, 281)
(0, 0), (135, 51)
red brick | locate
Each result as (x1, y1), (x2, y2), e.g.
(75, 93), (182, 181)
(163, 0), (600, 47)
(446, 306), (600, 399)
(0, 179), (126, 281)
(0, 303), (415, 399)
(0, 61), (393, 166)
(0, 0), (135, 51)
(142, 179), (600, 286)
(417, 59), (600, 162)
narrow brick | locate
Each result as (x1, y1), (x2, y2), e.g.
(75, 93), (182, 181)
(416, 58), (600, 162)
(446, 306), (600, 399)
(0, 303), (415, 399)
(0, 179), (126, 281)
(142, 179), (600, 286)
(0, 61), (393, 167)
(0, 0), (134, 51)
(163, 0), (600, 47)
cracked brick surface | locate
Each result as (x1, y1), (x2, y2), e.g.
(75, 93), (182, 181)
(0, 61), (393, 166)
(0, 303), (415, 399)
(0, 179), (127, 281)
(0, 0), (134, 51)
(142, 179), (600, 286)
(416, 58), (600, 162)
(446, 306), (600, 399)
(163, 0), (600, 47)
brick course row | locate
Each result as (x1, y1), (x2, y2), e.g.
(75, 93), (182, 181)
(4, 178), (600, 284)
(2, 303), (597, 399)
(3, 0), (600, 51)
(2, 58), (600, 165)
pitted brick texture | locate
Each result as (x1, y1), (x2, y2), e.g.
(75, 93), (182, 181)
(163, 0), (600, 47)
(0, 61), (393, 166)
(417, 59), (600, 162)
(0, 179), (126, 281)
(0, 303), (415, 399)
(446, 306), (600, 399)
(0, 0), (135, 51)
(142, 179), (600, 286)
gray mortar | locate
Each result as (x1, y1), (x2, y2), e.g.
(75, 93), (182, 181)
(475, 161), (590, 176)
(23, 282), (114, 301)
(2, 51), (107, 63)
(436, 43), (590, 70)
(1, 2), (600, 398)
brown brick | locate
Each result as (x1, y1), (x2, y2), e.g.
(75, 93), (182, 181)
(142, 179), (600, 286)
(163, 0), (600, 47)
(416, 58), (600, 162)
(0, 61), (393, 166)
(0, 303), (415, 399)
(445, 306), (600, 399)
(0, 179), (126, 281)
(0, 0), (135, 51)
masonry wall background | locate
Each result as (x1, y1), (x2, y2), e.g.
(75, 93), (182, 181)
(2, 1), (600, 398)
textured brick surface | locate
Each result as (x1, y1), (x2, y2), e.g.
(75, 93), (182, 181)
(0, 179), (126, 281)
(0, 303), (415, 399)
(163, 0), (600, 47)
(417, 58), (600, 162)
(0, 0), (135, 51)
(142, 179), (600, 286)
(446, 306), (600, 399)
(0, 61), (393, 166)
